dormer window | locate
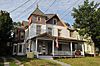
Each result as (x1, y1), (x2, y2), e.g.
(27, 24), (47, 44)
(53, 19), (57, 25)
(37, 16), (41, 22)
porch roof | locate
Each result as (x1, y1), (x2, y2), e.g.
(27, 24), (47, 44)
(31, 32), (85, 42)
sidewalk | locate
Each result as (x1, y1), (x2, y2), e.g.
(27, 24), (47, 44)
(40, 58), (71, 66)
(51, 59), (71, 66)
(11, 57), (24, 66)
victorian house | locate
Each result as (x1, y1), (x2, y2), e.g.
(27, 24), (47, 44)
(13, 6), (97, 58)
(22, 6), (86, 58)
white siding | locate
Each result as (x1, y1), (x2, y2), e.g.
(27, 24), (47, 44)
(28, 23), (46, 39)
(46, 24), (70, 38)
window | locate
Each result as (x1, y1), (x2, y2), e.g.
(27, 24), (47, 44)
(48, 27), (52, 35)
(53, 19), (57, 25)
(37, 16), (41, 22)
(19, 45), (22, 52)
(14, 45), (17, 52)
(58, 29), (61, 36)
(20, 32), (24, 38)
(36, 25), (41, 34)
(70, 31), (74, 37)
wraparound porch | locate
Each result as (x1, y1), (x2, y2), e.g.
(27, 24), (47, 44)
(27, 37), (85, 58)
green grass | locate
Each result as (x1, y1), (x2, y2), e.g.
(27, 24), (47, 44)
(24, 59), (61, 66)
(6, 58), (18, 66)
(9, 62), (18, 66)
(57, 57), (100, 66)
(15, 56), (61, 66)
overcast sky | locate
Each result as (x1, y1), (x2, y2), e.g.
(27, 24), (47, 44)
(0, 0), (99, 25)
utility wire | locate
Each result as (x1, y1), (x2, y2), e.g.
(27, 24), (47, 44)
(10, 0), (31, 13)
(61, 0), (79, 18)
(44, 0), (56, 12)
(61, 0), (83, 19)
(14, 0), (37, 19)
(14, 0), (40, 20)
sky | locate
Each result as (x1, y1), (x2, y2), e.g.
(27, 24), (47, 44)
(0, 0), (99, 25)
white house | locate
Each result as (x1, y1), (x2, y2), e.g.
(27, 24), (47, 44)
(13, 6), (97, 58)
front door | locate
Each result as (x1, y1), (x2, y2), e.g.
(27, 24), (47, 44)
(38, 40), (52, 55)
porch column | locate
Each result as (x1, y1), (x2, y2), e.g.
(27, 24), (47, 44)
(22, 44), (24, 54)
(52, 40), (54, 56)
(70, 42), (73, 56)
(17, 43), (19, 55)
(35, 38), (38, 58)
(36, 39), (38, 52)
(28, 40), (31, 52)
(82, 43), (85, 56)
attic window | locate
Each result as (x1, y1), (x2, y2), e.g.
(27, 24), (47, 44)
(37, 16), (41, 22)
(53, 19), (57, 25)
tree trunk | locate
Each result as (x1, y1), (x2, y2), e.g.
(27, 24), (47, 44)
(91, 36), (97, 57)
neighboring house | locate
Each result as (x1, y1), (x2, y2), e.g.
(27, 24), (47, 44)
(84, 37), (99, 55)
(14, 6), (98, 58)
(13, 26), (25, 55)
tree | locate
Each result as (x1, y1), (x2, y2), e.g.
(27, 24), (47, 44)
(0, 10), (13, 55)
(72, 0), (100, 56)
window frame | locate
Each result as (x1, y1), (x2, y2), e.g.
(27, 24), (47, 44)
(37, 16), (41, 22)
(53, 18), (57, 25)
(36, 25), (41, 35)
(48, 27), (52, 35)
(58, 29), (61, 36)
(19, 45), (22, 53)
(70, 30), (74, 37)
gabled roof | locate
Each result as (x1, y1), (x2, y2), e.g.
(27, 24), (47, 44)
(22, 21), (28, 29)
(28, 6), (45, 19)
(45, 14), (55, 20)
(46, 14), (67, 27)
(31, 6), (45, 16)
(22, 21), (28, 26)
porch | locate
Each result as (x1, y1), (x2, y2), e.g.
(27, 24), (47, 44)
(28, 38), (85, 58)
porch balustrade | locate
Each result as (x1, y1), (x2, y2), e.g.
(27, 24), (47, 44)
(54, 51), (84, 56)
(54, 51), (72, 56)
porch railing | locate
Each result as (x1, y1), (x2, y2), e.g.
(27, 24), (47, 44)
(54, 51), (72, 56)
(54, 51), (84, 56)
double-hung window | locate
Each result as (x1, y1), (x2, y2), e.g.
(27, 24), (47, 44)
(58, 29), (61, 36)
(48, 27), (52, 35)
(36, 25), (41, 35)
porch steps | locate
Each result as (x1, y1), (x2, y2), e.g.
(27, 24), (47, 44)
(38, 56), (53, 59)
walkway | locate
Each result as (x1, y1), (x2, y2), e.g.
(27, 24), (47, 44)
(40, 58), (71, 66)
(11, 57), (24, 66)
(49, 59), (71, 66)
(0, 57), (24, 66)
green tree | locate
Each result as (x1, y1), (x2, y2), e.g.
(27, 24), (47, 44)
(72, 0), (100, 56)
(0, 10), (13, 55)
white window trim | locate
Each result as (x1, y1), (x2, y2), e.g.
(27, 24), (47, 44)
(53, 18), (57, 25)
(37, 16), (41, 22)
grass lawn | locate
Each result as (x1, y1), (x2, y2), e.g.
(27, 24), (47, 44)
(57, 57), (100, 66)
(15, 56), (61, 66)
(6, 57), (18, 66)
